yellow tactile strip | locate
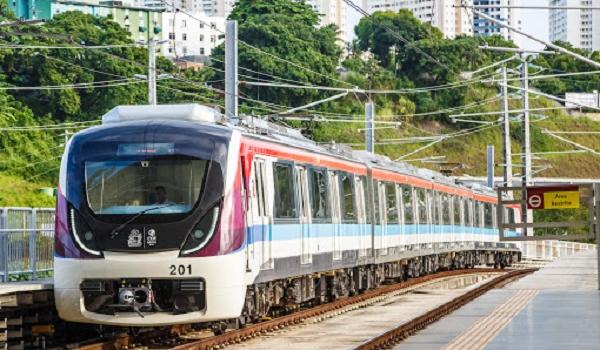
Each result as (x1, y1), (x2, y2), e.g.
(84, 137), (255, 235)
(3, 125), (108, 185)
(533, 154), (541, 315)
(442, 289), (539, 350)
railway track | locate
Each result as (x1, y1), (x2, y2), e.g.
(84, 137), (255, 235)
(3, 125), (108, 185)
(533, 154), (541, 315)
(73, 268), (533, 350)
(354, 268), (536, 350)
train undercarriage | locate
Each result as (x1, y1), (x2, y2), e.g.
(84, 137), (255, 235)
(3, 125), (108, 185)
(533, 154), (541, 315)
(231, 248), (519, 332)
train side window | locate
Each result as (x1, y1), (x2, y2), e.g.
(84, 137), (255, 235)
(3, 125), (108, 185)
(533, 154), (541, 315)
(507, 207), (515, 224)
(373, 180), (381, 225)
(339, 172), (357, 222)
(361, 176), (371, 224)
(467, 199), (474, 227)
(385, 182), (399, 225)
(484, 203), (493, 228)
(417, 188), (427, 224)
(474, 202), (482, 228)
(273, 162), (297, 219)
(308, 168), (330, 220)
(453, 196), (461, 226)
(431, 191), (440, 225)
(253, 160), (267, 217)
(402, 185), (414, 225)
(442, 194), (451, 225)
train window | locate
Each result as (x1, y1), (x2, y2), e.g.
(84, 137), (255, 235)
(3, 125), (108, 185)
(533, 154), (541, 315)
(453, 196), (461, 225)
(308, 168), (330, 220)
(484, 203), (493, 228)
(474, 202), (482, 228)
(253, 160), (267, 217)
(431, 191), (440, 225)
(373, 181), (381, 225)
(339, 172), (357, 222)
(402, 185), (414, 225)
(361, 176), (371, 224)
(273, 163), (297, 218)
(507, 207), (515, 224)
(467, 199), (474, 227)
(385, 183), (399, 225)
(417, 188), (427, 224)
(442, 194), (451, 225)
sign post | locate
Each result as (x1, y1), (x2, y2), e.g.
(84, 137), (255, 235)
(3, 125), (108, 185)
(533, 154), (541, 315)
(497, 183), (600, 290)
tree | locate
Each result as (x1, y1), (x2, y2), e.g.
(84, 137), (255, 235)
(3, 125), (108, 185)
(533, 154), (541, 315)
(531, 41), (600, 96)
(208, 0), (343, 110)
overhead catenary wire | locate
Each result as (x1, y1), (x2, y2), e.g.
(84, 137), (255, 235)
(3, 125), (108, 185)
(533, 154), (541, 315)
(0, 44), (142, 49)
(539, 127), (600, 157)
(240, 71), (499, 94)
(0, 78), (150, 91)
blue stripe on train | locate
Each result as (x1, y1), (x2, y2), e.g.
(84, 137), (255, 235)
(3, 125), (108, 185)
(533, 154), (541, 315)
(246, 223), (513, 244)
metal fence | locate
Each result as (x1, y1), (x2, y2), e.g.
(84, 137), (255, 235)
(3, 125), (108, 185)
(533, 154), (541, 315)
(0, 207), (55, 283)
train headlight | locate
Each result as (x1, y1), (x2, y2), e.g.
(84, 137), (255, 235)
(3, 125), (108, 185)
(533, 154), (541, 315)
(69, 207), (102, 256)
(180, 205), (220, 256)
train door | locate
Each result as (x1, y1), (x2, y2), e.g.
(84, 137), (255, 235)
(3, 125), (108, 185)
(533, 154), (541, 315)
(329, 171), (342, 260)
(355, 176), (368, 257)
(255, 159), (273, 269)
(296, 166), (312, 264)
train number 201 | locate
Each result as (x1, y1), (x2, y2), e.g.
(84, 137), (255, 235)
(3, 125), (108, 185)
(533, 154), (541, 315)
(170, 264), (192, 276)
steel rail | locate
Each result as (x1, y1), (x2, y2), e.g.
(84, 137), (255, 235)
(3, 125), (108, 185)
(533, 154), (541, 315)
(353, 268), (537, 350)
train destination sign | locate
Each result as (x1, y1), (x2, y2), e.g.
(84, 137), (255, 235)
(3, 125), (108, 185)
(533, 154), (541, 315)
(526, 185), (580, 210)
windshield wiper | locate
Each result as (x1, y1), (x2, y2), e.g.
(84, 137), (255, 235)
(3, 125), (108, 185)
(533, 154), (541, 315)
(109, 203), (175, 239)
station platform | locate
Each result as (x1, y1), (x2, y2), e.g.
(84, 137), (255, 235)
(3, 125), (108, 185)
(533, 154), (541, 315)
(396, 250), (600, 350)
(0, 279), (52, 296)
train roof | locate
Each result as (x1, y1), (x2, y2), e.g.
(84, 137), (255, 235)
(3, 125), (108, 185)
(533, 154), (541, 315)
(98, 104), (497, 198)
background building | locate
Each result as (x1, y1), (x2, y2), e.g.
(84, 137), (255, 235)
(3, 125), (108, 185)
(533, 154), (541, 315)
(361, 0), (473, 39)
(160, 11), (225, 58)
(8, 0), (163, 43)
(6, 0), (225, 60)
(471, 0), (522, 46)
(549, 0), (600, 51)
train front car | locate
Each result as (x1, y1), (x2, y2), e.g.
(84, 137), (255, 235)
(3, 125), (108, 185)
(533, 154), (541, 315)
(54, 105), (247, 326)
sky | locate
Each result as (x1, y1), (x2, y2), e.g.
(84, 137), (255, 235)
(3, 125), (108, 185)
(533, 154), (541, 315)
(344, 0), (550, 50)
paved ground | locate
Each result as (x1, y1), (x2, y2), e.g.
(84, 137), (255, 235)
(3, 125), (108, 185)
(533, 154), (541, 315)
(226, 273), (502, 350)
(396, 250), (600, 350)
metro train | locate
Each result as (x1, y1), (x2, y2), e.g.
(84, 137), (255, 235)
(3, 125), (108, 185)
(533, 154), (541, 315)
(54, 104), (521, 328)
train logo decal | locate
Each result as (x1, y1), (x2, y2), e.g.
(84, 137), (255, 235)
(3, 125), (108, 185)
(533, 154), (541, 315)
(127, 229), (143, 248)
(146, 229), (157, 247)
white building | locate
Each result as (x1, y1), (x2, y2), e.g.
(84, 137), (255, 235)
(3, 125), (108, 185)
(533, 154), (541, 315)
(188, 0), (235, 16)
(160, 11), (226, 58)
(304, 0), (349, 44)
(361, 0), (473, 39)
(549, 0), (600, 51)
(183, 0), (349, 45)
(471, 0), (522, 46)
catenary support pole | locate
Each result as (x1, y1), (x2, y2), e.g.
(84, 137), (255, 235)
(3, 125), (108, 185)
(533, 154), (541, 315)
(521, 55), (532, 236)
(148, 39), (157, 105)
(225, 20), (239, 124)
(501, 66), (513, 192)
(487, 145), (494, 188)
(365, 102), (375, 153)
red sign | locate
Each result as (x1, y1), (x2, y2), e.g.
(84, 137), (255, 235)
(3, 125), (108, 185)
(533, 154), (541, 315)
(526, 185), (580, 210)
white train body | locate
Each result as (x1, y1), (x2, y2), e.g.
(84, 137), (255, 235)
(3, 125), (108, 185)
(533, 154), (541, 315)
(54, 104), (520, 326)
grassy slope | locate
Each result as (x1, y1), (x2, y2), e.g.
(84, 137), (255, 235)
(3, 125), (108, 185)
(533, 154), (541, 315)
(0, 173), (56, 208)
(313, 93), (600, 179)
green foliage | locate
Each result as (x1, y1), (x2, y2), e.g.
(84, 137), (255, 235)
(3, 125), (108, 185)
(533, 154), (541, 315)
(531, 41), (600, 95)
(209, 0), (343, 109)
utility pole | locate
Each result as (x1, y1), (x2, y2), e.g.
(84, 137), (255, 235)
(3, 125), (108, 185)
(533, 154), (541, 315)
(365, 102), (375, 153)
(486, 144), (494, 188)
(501, 66), (513, 192)
(520, 54), (532, 235)
(225, 20), (239, 124)
(148, 39), (157, 105)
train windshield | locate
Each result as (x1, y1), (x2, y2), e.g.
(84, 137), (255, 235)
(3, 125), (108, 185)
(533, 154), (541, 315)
(84, 158), (208, 215)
